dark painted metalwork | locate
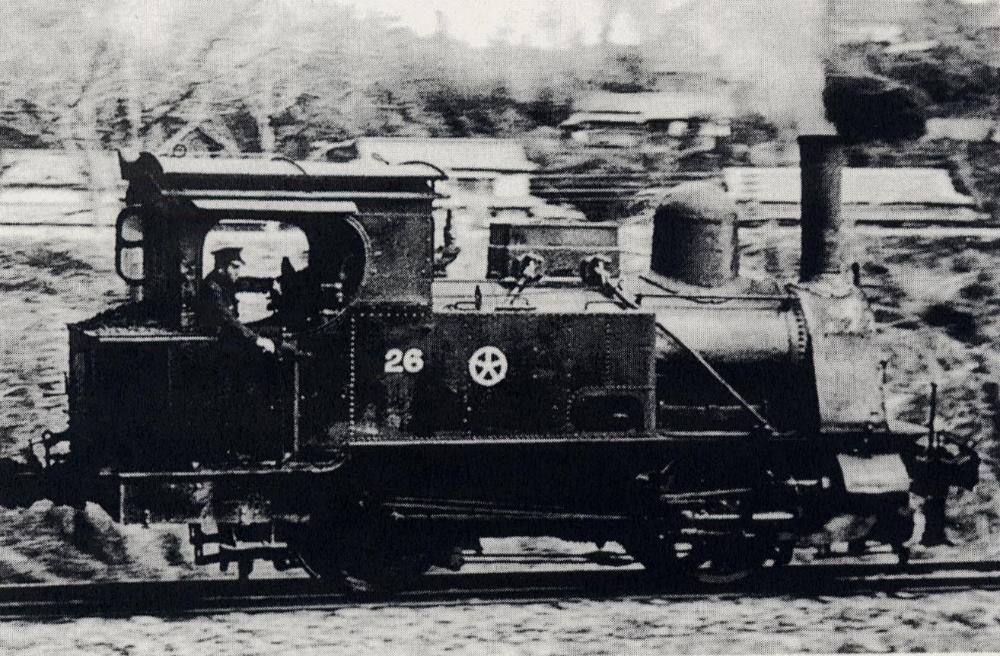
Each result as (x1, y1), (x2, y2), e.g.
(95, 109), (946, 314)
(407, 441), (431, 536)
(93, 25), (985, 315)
(17, 144), (977, 586)
(798, 135), (848, 282)
(487, 220), (621, 279)
(651, 182), (739, 287)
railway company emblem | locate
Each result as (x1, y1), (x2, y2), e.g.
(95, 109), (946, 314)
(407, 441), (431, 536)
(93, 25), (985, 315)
(468, 346), (508, 387)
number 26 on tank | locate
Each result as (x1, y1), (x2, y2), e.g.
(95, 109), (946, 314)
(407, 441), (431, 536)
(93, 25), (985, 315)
(384, 347), (424, 374)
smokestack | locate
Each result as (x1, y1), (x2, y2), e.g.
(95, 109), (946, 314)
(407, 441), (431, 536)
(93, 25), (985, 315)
(798, 134), (847, 283)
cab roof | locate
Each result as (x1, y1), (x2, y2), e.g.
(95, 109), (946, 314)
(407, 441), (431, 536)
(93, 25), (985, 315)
(118, 151), (444, 204)
(120, 151), (446, 182)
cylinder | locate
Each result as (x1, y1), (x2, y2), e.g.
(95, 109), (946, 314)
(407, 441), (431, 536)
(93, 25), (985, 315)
(651, 182), (738, 287)
(798, 135), (847, 282)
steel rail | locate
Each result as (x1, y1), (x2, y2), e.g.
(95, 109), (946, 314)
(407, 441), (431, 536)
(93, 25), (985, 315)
(2, 560), (1000, 619)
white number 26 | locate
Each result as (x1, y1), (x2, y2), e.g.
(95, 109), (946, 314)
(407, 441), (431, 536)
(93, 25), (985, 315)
(384, 347), (424, 374)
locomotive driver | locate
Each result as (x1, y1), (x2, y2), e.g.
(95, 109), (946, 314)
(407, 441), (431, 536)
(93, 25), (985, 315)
(198, 247), (275, 354)
(197, 247), (277, 462)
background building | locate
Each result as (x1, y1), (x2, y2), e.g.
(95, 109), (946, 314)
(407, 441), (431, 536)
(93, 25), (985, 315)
(560, 91), (733, 150)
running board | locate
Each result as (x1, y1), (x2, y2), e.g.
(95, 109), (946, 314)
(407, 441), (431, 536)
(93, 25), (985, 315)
(385, 498), (628, 527)
(681, 510), (796, 523)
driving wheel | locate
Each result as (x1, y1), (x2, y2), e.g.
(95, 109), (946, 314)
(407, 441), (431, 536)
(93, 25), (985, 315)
(291, 506), (435, 594)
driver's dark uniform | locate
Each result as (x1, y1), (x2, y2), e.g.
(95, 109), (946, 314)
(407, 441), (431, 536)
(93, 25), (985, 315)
(196, 269), (273, 462)
(197, 269), (258, 343)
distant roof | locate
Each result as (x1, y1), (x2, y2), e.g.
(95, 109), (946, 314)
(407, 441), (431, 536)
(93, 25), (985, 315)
(0, 149), (85, 187)
(354, 137), (537, 173)
(883, 39), (940, 55)
(923, 118), (999, 142)
(833, 0), (927, 21)
(956, 0), (1000, 8)
(0, 149), (121, 189)
(560, 112), (646, 128)
(834, 23), (904, 45)
(577, 91), (734, 120)
(723, 167), (976, 206)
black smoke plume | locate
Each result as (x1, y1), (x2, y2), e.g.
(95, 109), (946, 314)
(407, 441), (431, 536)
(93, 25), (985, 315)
(823, 74), (928, 142)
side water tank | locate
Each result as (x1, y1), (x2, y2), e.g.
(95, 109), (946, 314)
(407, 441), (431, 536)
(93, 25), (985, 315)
(651, 182), (738, 287)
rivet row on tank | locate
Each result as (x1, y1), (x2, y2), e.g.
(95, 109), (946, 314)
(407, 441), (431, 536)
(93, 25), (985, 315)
(349, 316), (357, 430)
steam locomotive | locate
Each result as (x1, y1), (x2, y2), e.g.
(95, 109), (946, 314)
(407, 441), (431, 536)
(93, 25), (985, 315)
(32, 135), (977, 589)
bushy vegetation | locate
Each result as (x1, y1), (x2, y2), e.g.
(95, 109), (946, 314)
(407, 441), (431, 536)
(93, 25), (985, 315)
(0, 0), (599, 156)
(3, 0), (1000, 200)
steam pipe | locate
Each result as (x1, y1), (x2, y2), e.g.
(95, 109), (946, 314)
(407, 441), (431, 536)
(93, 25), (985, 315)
(798, 135), (847, 282)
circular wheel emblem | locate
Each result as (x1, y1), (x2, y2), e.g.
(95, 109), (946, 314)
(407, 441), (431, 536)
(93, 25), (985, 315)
(468, 346), (508, 387)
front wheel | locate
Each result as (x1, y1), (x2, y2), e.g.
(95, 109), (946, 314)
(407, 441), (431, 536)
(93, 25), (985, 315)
(623, 529), (686, 581)
(626, 531), (767, 585)
(290, 507), (448, 594)
(629, 458), (771, 585)
(682, 538), (768, 584)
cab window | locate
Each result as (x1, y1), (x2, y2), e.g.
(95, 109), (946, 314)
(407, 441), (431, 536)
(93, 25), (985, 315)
(202, 220), (308, 323)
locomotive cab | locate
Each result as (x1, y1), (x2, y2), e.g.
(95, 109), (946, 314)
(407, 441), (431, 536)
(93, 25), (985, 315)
(112, 151), (439, 328)
(67, 153), (443, 474)
(120, 200), (370, 327)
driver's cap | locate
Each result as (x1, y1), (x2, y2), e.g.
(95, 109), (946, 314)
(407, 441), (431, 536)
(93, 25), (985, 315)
(212, 247), (245, 267)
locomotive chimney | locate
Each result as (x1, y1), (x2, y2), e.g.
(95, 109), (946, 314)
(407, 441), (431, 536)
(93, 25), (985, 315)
(798, 134), (848, 283)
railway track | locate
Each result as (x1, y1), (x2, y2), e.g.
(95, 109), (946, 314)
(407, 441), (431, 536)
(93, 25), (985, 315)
(3, 559), (1000, 619)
